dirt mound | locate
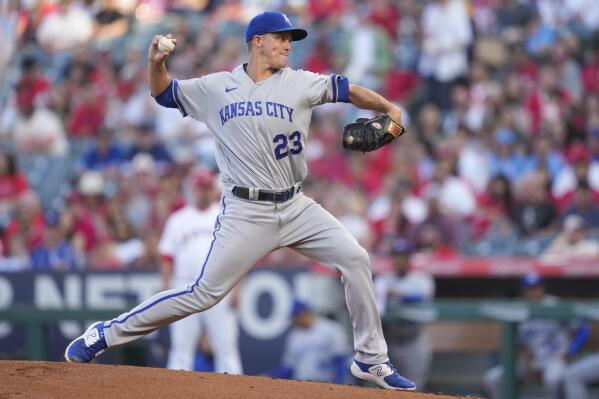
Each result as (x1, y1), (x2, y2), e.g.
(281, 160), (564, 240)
(0, 361), (478, 399)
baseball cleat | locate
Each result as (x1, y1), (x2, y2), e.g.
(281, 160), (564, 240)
(351, 360), (416, 390)
(64, 322), (108, 363)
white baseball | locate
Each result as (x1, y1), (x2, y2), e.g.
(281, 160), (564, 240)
(157, 37), (175, 53)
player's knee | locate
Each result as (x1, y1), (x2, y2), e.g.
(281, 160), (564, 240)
(343, 245), (370, 269)
(563, 364), (580, 381)
(544, 371), (563, 389)
(191, 285), (223, 311)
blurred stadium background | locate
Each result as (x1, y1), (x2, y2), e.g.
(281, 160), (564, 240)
(1, 0), (599, 398)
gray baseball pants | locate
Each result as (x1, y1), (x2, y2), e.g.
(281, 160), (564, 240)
(103, 189), (389, 364)
(564, 353), (599, 399)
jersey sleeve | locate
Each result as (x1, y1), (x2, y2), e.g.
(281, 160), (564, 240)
(157, 217), (176, 257)
(297, 70), (350, 107)
(174, 77), (211, 122)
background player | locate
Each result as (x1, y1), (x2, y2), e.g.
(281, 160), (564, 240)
(65, 11), (414, 391)
(266, 299), (350, 384)
(158, 171), (242, 374)
(563, 352), (599, 399)
(374, 238), (435, 389)
(483, 273), (588, 399)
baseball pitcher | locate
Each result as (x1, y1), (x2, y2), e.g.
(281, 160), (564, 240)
(66, 11), (412, 391)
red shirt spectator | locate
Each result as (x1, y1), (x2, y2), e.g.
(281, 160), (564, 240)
(308, 152), (348, 183)
(383, 69), (420, 103)
(0, 173), (28, 201)
(307, 124), (349, 183)
(1, 192), (45, 255)
(345, 151), (392, 195)
(17, 77), (50, 105)
(308, 0), (346, 20)
(17, 58), (51, 105)
(368, 0), (401, 39)
(67, 90), (105, 137)
(0, 152), (28, 202)
(304, 37), (333, 74)
(3, 214), (44, 255)
(525, 88), (572, 134)
(582, 54), (599, 94)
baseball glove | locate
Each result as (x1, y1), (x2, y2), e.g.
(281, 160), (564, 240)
(342, 114), (406, 153)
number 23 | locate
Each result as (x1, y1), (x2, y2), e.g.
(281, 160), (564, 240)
(273, 131), (303, 160)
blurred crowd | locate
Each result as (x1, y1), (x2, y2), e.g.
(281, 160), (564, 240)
(1, 0), (599, 271)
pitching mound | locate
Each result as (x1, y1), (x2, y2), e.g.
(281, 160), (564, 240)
(1, 361), (477, 398)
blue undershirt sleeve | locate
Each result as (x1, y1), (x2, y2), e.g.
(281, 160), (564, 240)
(568, 322), (590, 356)
(331, 74), (350, 103)
(153, 80), (188, 116)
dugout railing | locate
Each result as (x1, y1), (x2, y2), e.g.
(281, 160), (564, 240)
(2, 301), (599, 399)
(383, 300), (599, 399)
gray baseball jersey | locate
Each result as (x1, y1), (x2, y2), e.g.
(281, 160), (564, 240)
(175, 65), (337, 189)
(100, 65), (390, 367)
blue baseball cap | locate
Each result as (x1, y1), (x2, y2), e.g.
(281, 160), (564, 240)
(44, 209), (61, 227)
(390, 238), (414, 255)
(521, 273), (543, 288)
(245, 12), (308, 43)
(290, 299), (311, 317)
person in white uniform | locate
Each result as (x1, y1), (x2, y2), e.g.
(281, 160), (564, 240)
(158, 171), (242, 374)
(65, 11), (415, 391)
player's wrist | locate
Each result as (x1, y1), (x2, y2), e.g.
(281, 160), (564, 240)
(149, 58), (168, 69)
(385, 107), (403, 125)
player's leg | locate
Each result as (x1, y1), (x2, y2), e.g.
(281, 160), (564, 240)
(280, 196), (385, 363)
(203, 294), (243, 374)
(542, 357), (566, 399)
(279, 195), (414, 390)
(103, 196), (277, 346)
(66, 196), (278, 362)
(563, 354), (599, 399)
(166, 312), (201, 371)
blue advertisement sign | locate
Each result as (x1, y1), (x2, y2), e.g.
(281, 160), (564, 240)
(0, 268), (312, 374)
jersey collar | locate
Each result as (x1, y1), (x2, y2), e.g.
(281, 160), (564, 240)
(235, 63), (285, 86)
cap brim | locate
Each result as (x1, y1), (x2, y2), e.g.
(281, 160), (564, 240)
(272, 28), (308, 41)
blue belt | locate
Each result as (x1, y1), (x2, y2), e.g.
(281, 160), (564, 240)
(232, 185), (299, 203)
